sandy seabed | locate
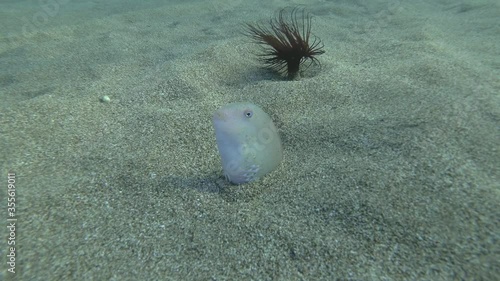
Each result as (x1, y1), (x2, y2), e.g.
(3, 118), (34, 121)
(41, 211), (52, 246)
(1, 0), (499, 280)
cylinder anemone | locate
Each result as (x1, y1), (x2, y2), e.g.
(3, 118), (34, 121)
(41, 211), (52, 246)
(245, 8), (325, 80)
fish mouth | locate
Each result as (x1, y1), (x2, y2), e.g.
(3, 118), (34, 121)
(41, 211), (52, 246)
(213, 110), (229, 122)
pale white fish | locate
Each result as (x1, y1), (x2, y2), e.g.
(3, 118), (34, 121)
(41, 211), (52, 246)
(212, 103), (283, 184)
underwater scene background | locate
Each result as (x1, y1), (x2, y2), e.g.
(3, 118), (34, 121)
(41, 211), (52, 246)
(1, 0), (498, 280)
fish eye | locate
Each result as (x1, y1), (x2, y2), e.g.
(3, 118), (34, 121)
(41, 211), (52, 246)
(244, 109), (253, 118)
